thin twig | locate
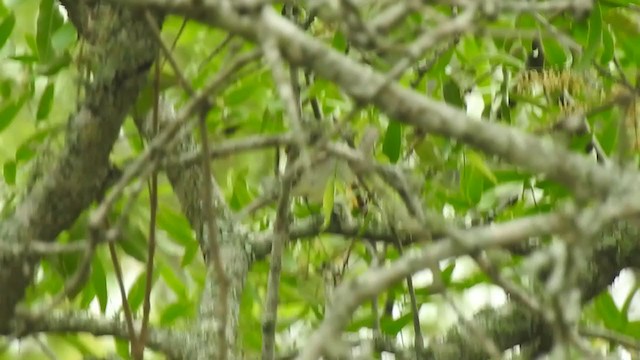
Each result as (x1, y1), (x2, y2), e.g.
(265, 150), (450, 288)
(363, 241), (382, 337)
(199, 34), (236, 71)
(261, 171), (294, 360)
(33, 335), (59, 360)
(145, 11), (194, 96)
(392, 239), (424, 354)
(259, 19), (309, 172)
(0, 240), (88, 257)
(198, 106), (230, 360)
(134, 50), (162, 360)
(580, 325), (640, 352)
(109, 241), (138, 353)
(532, 12), (581, 54)
(379, 4), (478, 92)
(259, 17), (302, 359)
(168, 133), (294, 167)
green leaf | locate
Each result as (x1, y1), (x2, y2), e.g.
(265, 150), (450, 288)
(0, 79), (11, 98)
(382, 121), (402, 163)
(36, 51), (72, 76)
(158, 264), (188, 300)
(600, 24), (614, 64)
(181, 242), (199, 267)
(467, 151), (497, 184)
(36, 0), (64, 62)
(229, 169), (253, 210)
(442, 79), (464, 108)
(3, 161), (16, 185)
(51, 22), (76, 52)
(78, 278), (96, 309)
(594, 291), (627, 331)
(515, 13), (536, 29)
(541, 37), (567, 66)
(14, 124), (61, 163)
(0, 13), (15, 50)
(594, 107), (618, 155)
(380, 313), (413, 335)
(160, 301), (195, 325)
(321, 177), (335, 230)
(91, 255), (108, 314)
(440, 262), (456, 285)
(118, 225), (148, 262)
(332, 31), (348, 53)
(62, 335), (98, 357)
(10, 54), (39, 63)
(577, 1), (602, 69)
(36, 82), (54, 121)
(127, 272), (148, 313)
(428, 46), (454, 75)
(115, 338), (129, 359)
(157, 207), (196, 247)
(0, 97), (26, 133)
(622, 321), (640, 339)
(224, 74), (265, 106)
(461, 155), (488, 205)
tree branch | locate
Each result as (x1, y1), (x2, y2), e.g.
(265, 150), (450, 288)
(0, 4), (159, 333)
(13, 310), (181, 359)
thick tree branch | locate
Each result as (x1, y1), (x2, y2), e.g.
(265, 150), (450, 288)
(0, 4), (158, 333)
(134, 99), (252, 359)
(13, 310), (181, 358)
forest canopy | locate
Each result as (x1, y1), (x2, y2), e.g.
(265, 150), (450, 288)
(1, 0), (640, 359)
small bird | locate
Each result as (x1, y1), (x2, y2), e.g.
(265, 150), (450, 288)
(526, 38), (545, 71)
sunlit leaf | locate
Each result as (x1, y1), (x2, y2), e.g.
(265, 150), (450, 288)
(158, 264), (188, 300)
(91, 255), (108, 313)
(380, 312), (413, 335)
(577, 1), (602, 69)
(383, 120), (402, 163)
(600, 24), (614, 64)
(36, 0), (64, 62)
(0, 97), (26, 133)
(160, 301), (195, 325)
(115, 338), (129, 359)
(3, 161), (15, 185)
(118, 225), (148, 262)
(0, 12), (15, 50)
(594, 291), (627, 331)
(442, 79), (464, 108)
(541, 36), (567, 66)
(332, 30), (348, 52)
(127, 271), (148, 313)
(51, 22), (76, 52)
(467, 151), (498, 184)
(36, 51), (72, 75)
(181, 242), (200, 267)
(36, 82), (54, 121)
